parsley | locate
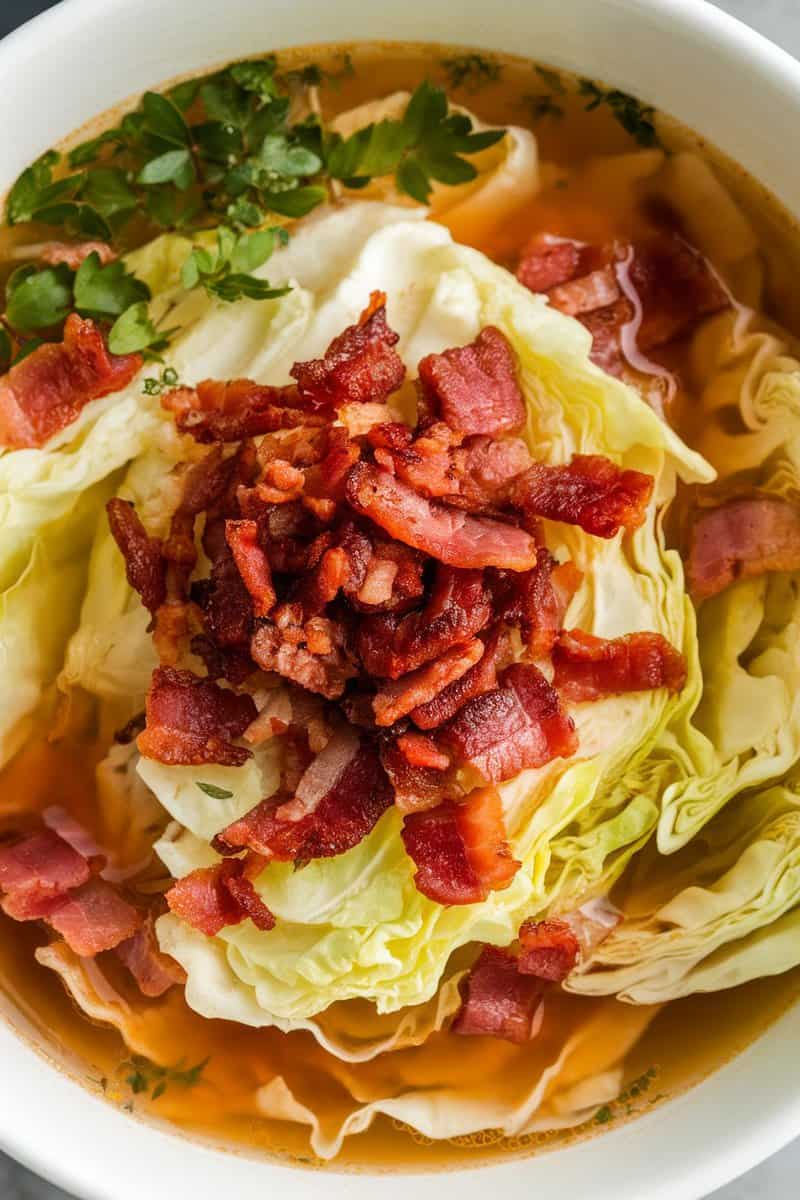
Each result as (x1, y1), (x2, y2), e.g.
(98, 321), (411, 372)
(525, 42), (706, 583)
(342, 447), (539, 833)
(73, 252), (149, 319)
(535, 65), (566, 95)
(594, 1105), (614, 1125)
(579, 79), (661, 147)
(327, 80), (504, 203)
(181, 224), (289, 302)
(5, 264), (73, 331)
(592, 1067), (659, 1127)
(440, 53), (502, 92)
(143, 365), (181, 395)
(281, 53), (355, 91)
(196, 780), (234, 799)
(523, 94), (564, 122)
(108, 302), (170, 356)
(123, 1054), (210, 1100)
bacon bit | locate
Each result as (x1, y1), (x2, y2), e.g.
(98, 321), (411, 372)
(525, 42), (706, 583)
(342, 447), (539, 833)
(401, 787), (519, 906)
(347, 462), (538, 571)
(115, 916), (186, 997)
(456, 436), (533, 510)
(452, 946), (545, 1043)
(441, 663), (577, 783)
(516, 236), (583, 293)
(47, 879), (141, 956)
(396, 732), (450, 771)
(685, 494), (800, 601)
(410, 629), (500, 730)
(380, 737), (456, 813)
(216, 740), (392, 863)
(225, 519), (276, 618)
(372, 638), (485, 727)
(166, 858), (275, 937)
(38, 240), (118, 268)
(163, 378), (324, 443)
(152, 600), (195, 666)
(277, 726), (361, 821)
(243, 689), (293, 745)
(492, 553), (581, 659)
(518, 917), (580, 982)
(106, 498), (166, 616)
(137, 666), (256, 766)
(579, 299), (631, 376)
(0, 830), (92, 921)
(358, 566), (492, 679)
(293, 545), (349, 618)
(0, 314), (141, 448)
(251, 619), (357, 700)
(418, 327), (525, 437)
(513, 453), (653, 539)
(357, 557), (398, 605)
(290, 291), (405, 410)
(339, 401), (394, 438)
(190, 636), (255, 686)
(375, 421), (462, 499)
(552, 629), (687, 701)
(196, 547), (254, 649)
(627, 234), (729, 350)
(549, 265), (620, 317)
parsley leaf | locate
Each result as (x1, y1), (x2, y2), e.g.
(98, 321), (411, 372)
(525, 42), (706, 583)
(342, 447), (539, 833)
(5, 264), (73, 331)
(195, 781), (235, 799)
(440, 53), (502, 92)
(181, 224), (289, 303)
(579, 79), (661, 147)
(122, 1055), (210, 1101)
(141, 90), (192, 147)
(137, 148), (195, 190)
(143, 365), (181, 395)
(73, 252), (150, 319)
(108, 301), (165, 355)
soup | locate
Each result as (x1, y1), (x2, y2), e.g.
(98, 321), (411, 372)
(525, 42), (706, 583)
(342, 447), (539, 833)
(1, 41), (799, 1171)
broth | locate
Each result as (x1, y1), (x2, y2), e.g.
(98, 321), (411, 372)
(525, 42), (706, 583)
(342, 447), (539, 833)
(1, 40), (799, 1171)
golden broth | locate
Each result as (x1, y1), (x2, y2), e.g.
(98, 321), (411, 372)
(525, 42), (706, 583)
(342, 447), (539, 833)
(1, 40), (799, 1172)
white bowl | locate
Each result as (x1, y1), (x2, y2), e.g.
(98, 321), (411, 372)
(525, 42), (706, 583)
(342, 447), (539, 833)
(1, 1), (799, 1197)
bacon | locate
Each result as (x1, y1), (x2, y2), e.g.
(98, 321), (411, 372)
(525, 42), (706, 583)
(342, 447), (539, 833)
(512, 453), (653, 539)
(106, 498), (166, 616)
(456, 436), (533, 509)
(346, 462), (538, 571)
(380, 737), (456, 814)
(626, 234), (729, 350)
(47, 879), (141, 956)
(374, 421), (462, 498)
(291, 292), (405, 410)
(441, 663), (577, 783)
(452, 946), (545, 1043)
(38, 240), (117, 268)
(401, 787), (519, 905)
(251, 619), (357, 700)
(279, 726), (361, 820)
(224, 519), (276, 618)
(358, 566), (492, 679)
(195, 545), (254, 649)
(685, 495), (800, 601)
(177, 445), (235, 516)
(372, 639), (485, 727)
(549, 266), (621, 317)
(216, 740), (392, 863)
(115, 916), (186, 997)
(0, 314), (141, 449)
(339, 523), (426, 614)
(137, 666), (256, 766)
(395, 732), (450, 771)
(191, 636), (255, 686)
(163, 378), (324, 443)
(0, 830), (92, 921)
(418, 327), (525, 437)
(578, 299), (631, 376)
(409, 629), (500, 729)
(517, 917), (580, 982)
(293, 545), (349, 618)
(491, 555), (582, 659)
(552, 629), (687, 701)
(517, 236), (583, 293)
(166, 858), (275, 937)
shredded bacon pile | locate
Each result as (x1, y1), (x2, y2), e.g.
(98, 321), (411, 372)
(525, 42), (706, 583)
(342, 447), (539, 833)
(93, 291), (687, 942)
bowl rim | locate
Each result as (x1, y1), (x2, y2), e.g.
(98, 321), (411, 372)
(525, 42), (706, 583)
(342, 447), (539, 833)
(2, 0), (800, 1196)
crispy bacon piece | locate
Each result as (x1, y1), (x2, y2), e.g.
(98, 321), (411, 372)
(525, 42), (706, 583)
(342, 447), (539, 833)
(106, 498), (166, 616)
(339, 523), (426, 614)
(47, 879), (141, 956)
(685, 494), (800, 601)
(251, 619), (357, 700)
(347, 462), (538, 571)
(196, 546), (255, 650)
(372, 639), (485, 727)
(358, 566), (492, 679)
(518, 917), (580, 982)
(395, 732), (450, 771)
(552, 629), (687, 701)
(513, 453), (653, 539)
(456, 436), (533, 510)
(380, 737), (457, 814)
(418, 327), (525, 437)
(291, 292), (405, 410)
(225, 519), (276, 618)
(517, 236), (584, 294)
(278, 726), (361, 821)
(0, 830), (92, 921)
(137, 666), (256, 766)
(452, 946), (545, 1043)
(216, 740), (392, 862)
(492, 554), (581, 659)
(115, 916), (186, 997)
(166, 858), (275, 937)
(401, 787), (519, 905)
(163, 378), (324, 443)
(0, 314), (141, 449)
(409, 629), (500, 729)
(441, 663), (577, 783)
(38, 240), (117, 268)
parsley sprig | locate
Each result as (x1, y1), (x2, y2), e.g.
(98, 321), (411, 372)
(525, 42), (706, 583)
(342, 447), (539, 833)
(181, 224), (289, 302)
(579, 79), (661, 148)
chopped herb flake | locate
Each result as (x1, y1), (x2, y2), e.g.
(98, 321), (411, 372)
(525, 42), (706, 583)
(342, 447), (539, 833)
(440, 53), (502, 92)
(579, 79), (661, 147)
(196, 781), (234, 799)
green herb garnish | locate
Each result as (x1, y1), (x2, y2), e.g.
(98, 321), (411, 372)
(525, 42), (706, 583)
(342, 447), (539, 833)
(180, 224), (289, 302)
(594, 1105), (614, 1125)
(579, 79), (661, 147)
(440, 53), (502, 92)
(281, 53), (355, 91)
(196, 781), (234, 799)
(523, 94), (564, 123)
(142, 365), (181, 395)
(124, 1055), (210, 1101)
(535, 65), (566, 95)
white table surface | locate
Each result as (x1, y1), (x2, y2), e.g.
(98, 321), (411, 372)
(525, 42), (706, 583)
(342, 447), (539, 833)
(1, 0), (799, 1196)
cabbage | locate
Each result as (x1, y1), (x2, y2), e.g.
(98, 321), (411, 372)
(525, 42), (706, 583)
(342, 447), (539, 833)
(567, 779), (800, 1003)
(143, 214), (714, 1028)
